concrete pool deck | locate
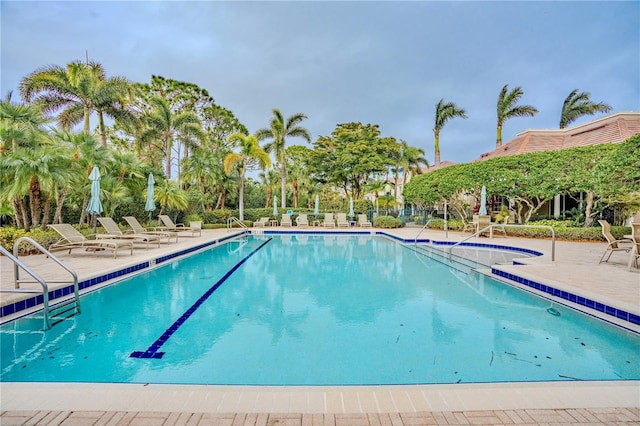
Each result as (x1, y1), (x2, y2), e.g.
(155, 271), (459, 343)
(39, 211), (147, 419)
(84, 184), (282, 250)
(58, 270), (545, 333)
(1, 227), (639, 424)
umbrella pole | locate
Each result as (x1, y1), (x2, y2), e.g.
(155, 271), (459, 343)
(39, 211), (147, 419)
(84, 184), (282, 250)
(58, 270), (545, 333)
(93, 214), (97, 235)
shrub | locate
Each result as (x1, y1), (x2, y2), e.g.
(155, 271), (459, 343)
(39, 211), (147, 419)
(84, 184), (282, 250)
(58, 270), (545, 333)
(374, 216), (401, 228)
(201, 210), (233, 224)
(0, 226), (61, 254)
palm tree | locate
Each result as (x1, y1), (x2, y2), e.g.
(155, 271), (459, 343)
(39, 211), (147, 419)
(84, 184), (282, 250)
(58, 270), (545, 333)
(496, 84), (538, 148)
(433, 99), (467, 166)
(224, 133), (271, 220)
(255, 109), (311, 208)
(560, 89), (612, 129)
(19, 60), (132, 146)
(0, 100), (49, 155)
(155, 179), (188, 216)
(139, 96), (203, 178)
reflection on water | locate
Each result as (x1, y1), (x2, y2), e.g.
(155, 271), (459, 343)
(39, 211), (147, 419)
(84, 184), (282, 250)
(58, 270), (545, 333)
(1, 235), (638, 385)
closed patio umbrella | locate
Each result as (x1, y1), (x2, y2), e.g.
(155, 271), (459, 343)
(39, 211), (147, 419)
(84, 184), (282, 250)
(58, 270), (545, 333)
(273, 195), (278, 217)
(314, 195), (319, 215)
(479, 185), (488, 216)
(348, 197), (354, 218)
(145, 173), (156, 223)
(86, 165), (103, 234)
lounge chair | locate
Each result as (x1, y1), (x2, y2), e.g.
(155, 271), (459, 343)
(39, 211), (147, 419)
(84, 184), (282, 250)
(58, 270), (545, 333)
(49, 224), (133, 258)
(97, 217), (161, 249)
(158, 215), (201, 237)
(627, 223), (640, 271)
(357, 214), (372, 228)
(323, 213), (335, 228)
(281, 214), (293, 227)
(122, 216), (178, 243)
(296, 213), (309, 228)
(253, 217), (269, 227)
(598, 220), (632, 263)
(336, 213), (349, 228)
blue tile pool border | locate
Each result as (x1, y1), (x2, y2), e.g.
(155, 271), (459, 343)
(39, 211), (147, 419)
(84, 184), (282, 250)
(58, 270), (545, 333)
(491, 268), (640, 329)
(0, 232), (247, 321)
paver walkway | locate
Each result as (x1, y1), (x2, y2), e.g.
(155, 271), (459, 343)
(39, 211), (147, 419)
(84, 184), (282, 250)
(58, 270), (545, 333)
(2, 407), (639, 425)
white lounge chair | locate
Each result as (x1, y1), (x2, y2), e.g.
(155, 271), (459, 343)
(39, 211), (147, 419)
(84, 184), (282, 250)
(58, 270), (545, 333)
(598, 220), (632, 263)
(49, 224), (133, 258)
(158, 215), (201, 237)
(296, 214), (309, 228)
(336, 213), (349, 228)
(122, 216), (178, 243)
(357, 214), (372, 228)
(253, 217), (269, 227)
(323, 213), (335, 228)
(281, 214), (293, 227)
(97, 217), (161, 249)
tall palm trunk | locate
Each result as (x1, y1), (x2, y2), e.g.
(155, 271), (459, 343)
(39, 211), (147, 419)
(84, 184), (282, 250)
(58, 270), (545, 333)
(98, 111), (108, 147)
(78, 193), (89, 227)
(83, 106), (91, 133)
(18, 198), (30, 231)
(280, 158), (286, 208)
(265, 185), (272, 208)
(434, 133), (441, 166)
(238, 174), (245, 221)
(496, 123), (503, 148)
(53, 188), (67, 224)
(29, 177), (41, 227)
(41, 197), (52, 229)
(292, 177), (299, 208)
(12, 199), (22, 229)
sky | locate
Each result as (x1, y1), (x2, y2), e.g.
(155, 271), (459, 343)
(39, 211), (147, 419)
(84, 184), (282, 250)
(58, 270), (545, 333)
(1, 1), (639, 166)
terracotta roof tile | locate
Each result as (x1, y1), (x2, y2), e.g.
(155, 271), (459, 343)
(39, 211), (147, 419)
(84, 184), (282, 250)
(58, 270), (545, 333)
(474, 112), (640, 162)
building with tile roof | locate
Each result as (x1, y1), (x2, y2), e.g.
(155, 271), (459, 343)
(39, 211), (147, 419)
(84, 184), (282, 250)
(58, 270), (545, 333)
(474, 111), (640, 162)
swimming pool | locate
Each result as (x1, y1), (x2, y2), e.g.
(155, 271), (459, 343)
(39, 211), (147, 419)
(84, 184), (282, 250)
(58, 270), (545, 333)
(1, 234), (638, 385)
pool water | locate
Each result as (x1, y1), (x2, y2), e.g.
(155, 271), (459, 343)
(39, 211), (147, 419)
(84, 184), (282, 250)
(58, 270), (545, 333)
(1, 235), (638, 385)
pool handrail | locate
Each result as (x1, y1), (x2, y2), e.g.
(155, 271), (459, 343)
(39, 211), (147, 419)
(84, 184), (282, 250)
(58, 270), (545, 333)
(9, 237), (80, 330)
(447, 224), (556, 262)
(413, 217), (434, 246)
(227, 217), (248, 233)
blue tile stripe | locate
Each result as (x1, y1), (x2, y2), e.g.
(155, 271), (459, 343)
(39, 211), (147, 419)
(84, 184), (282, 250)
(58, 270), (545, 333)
(262, 230), (371, 236)
(130, 238), (273, 359)
(1, 233), (247, 320)
(491, 268), (640, 328)
(376, 231), (543, 257)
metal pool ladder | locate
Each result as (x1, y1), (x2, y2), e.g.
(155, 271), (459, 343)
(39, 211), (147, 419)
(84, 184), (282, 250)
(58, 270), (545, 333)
(0, 237), (80, 330)
(227, 216), (249, 233)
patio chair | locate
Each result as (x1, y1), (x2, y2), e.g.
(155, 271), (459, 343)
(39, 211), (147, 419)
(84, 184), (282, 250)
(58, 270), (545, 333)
(49, 224), (133, 259)
(357, 214), (372, 228)
(281, 214), (293, 227)
(158, 215), (201, 237)
(323, 213), (335, 228)
(598, 220), (632, 263)
(253, 217), (269, 227)
(492, 215), (509, 238)
(336, 213), (349, 228)
(97, 217), (161, 249)
(296, 213), (309, 228)
(628, 223), (640, 271)
(122, 216), (178, 243)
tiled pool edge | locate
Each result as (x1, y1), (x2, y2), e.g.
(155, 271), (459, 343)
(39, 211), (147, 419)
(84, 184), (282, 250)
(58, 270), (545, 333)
(491, 267), (640, 330)
(0, 232), (245, 321)
(378, 231), (639, 330)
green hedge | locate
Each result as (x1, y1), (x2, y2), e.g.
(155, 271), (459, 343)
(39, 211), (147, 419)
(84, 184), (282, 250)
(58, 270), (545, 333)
(374, 216), (402, 228)
(424, 218), (630, 241)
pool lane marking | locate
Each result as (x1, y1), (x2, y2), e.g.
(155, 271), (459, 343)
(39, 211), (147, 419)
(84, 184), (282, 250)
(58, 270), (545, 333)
(130, 238), (272, 359)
